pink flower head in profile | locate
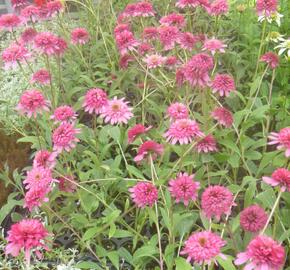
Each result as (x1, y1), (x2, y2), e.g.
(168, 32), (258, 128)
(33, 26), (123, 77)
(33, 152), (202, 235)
(235, 235), (285, 270)
(178, 32), (200, 50)
(58, 175), (77, 193)
(167, 102), (189, 121)
(34, 32), (66, 56)
(211, 107), (233, 128)
(159, 13), (186, 28)
(100, 97), (133, 125)
(71, 28), (90, 45)
(158, 25), (180, 50)
(143, 54), (166, 69)
(169, 173), (200, 205)
(52, 122), (80, 153)
(181, 231), (226, 265)
(0, 14), (21, 31)
(128, 124), (151, 143)
(16, 89), (50, 118)
(142, 27), (159, 40)
(211, 74), (235, 97)
(129, 182), (158, 208)
(124, 2), (155, 17)
(5, 219), (49, 264)
(260, 52), (279, 69)
(1, 43), (30, 69)
(115, 30), (139, 55)
(240, 205), (268, 233)
(51, 105), (77, 123)
(183, 53), (214, 88)
(119, 54), (134, 69)
(114, 24), (131, 36)
(196, 134), (218, 153)
(46, 0), (64, 17)
(165, 56), (180, 69)
(203, 38), (227, 55)
(24, 185), (51, 211)
(33, 150), (57, 169)
(11, 0), (29, 9)
(256, 0), (278, 16)
(20, 5), (39, 22)
(138, 42), (153, 55)
(23, 166), (53, 190)
(262, 168), (290, 192)
(164, 119), (204, 145)
(201, 185), (234, 220)
(20, 27), (38, 44)
(176, 0), (210, 9)
(134, 140), (164, 163)
(207, 0), (229, 16)
(31, 69), (51, 85)
(268, 127), (290, 157)
(83, 88), (108, 114)
(53, 37), (67, 56)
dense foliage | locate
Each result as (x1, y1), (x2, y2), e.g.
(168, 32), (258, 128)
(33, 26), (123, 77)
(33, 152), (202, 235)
(0, 0), (289, 269)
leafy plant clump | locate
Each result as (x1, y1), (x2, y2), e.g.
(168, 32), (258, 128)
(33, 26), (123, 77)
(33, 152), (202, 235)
(0, 0), (289, 269)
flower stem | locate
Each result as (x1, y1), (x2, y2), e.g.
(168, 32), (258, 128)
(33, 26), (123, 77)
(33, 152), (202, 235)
(261, 189), (283, 235)
(254, 20), (267, 76)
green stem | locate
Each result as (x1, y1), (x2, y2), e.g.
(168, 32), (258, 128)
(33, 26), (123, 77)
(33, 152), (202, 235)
(254, 20), (267, 76)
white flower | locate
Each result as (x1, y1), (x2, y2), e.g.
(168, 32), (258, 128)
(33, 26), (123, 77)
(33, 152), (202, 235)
(266, 31), (285, 43)
(258, 12), (283, 27)
(275, 38), (290, 58)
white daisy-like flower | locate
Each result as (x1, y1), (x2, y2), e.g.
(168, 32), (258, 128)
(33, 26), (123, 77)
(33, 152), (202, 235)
(275, 38), (290, 58)
(258, 12), (283, 27)
(266, 31), (285, 43)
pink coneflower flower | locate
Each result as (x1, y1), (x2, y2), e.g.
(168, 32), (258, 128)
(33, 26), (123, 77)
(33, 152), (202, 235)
(138, 43), (153, 55)
(5, 219), (49, 264)
(53, 37), (67, 56)
(268, 127), (290, 157)
(24, 185), (51, 211)
(128, 124), (151, 143)
(119, 54), (134, 69)
(31, 69), (51, 85)
(34, 32), (62, 56)
(176, 0), (209, 9)
(20, 5), (39, 22)
(52, 122), (80, 153)
(142, 27), (159, 40)
(16, 89), (50, 118)
(46, 0), (64, 17)
(114, 24), (131, 36)
(100, 97), (133, 125)
(181, 231), (226, 265)
(33, 150), (57, 169)
(260, 52), (279, 69)
(20, 27), (38, 44)
(240, 205), (268, 233)
(165, 56), (180, 69)
(51, 105), (77, 123)
(158, 25), (180, 50)
(159, 13), (186, 28)
(71, 28), (90, 45)
(256, 0), (278, 16)
(1, 43), (30, 69)
(195, 134), (218, 153)
(134, 140), (164, 163)
(262, 168), (290, 192)
(23, 166), (53, 189)
(167, 102), (189, 121)
(143, 54), (166, 69)
(211, 107), (233, 128)
(211, 74), (235, 97)
(129, 182), (158, 207)
(201, 185), (234, 220)
(124, 2), (155, 17)
(164, 119), (204, 145)
(115, 30), (139, 55)
(58, 175), (77, 193)
(203, 38), (227, 55)
(169, 173), (200, 205)
(83, 88), (108, 114)
(11, 0), (29, 9)
(207, 0), (229, 16)
(176, 68), (186, 87)
(178, 32), (200, 50)
(183, 53), (214, 88)
(235, 236), (285, 270)
(0, 14), (21, 31)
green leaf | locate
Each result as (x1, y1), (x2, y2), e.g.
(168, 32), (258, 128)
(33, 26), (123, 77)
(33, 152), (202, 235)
(113, 229), (133, 238)
(75, 261), (102, 269)
(127, 165), (144, 179)
(82, 227), (100, 241)
(108, 251), (119, 270)
(175, 257), (192, 270)
(133, 246), (158, 263)
(0, 199), (23, 224)
(216, 256), (236, 270)
(109, 223), (116, 238)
